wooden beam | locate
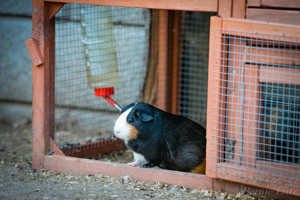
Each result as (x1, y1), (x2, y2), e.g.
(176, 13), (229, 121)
(232, 0), (246, 18)
(45, 0), (218, 12)
(246, 9), (300, 25)
(261, 0), (300, 9)
(218, 0), (232, 17)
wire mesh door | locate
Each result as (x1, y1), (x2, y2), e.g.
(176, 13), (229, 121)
(207, 17), (300, 194)
(53, 4), (150, 157)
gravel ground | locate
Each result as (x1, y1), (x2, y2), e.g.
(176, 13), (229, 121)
(0, 120), (271, 200)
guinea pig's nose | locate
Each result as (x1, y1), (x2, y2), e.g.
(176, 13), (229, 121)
(115, 131), (120, 134)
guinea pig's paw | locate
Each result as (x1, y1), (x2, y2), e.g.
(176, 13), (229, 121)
(140, 163), (155, 168)
(127, 160), (141, 167)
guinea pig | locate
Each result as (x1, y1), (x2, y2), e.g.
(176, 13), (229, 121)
(114, 102), (206, 174)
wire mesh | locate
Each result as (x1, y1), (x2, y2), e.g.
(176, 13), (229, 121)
(178, 11), (217, 127)
(209, 29), (300, 188)
(52, 4), (150, 155)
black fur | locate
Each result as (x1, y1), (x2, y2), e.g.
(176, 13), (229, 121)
(124, 102), (206, 172)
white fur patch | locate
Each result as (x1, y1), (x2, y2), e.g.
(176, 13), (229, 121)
(114, 107), (134, 141)
(133, 152), (147, 164)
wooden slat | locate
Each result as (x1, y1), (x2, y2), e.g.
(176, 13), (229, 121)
(218, 0), (232, 17)
(260, 66), (300, 85)
(242, 65), (260, 169)
(206, 16), (224, 178)
(247, 0), (261, 7)
(222, 18), (300, 43)
(157, 10), (168, 111)
(261, 0), (300, 9)
(246, 9), (300, 25)
(232, 0), (246, 18)
(45, 0), (218, 12)
(245, 46), (300, 66)
(25, 38), (44, 66)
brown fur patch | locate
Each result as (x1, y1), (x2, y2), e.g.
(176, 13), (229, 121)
(191, 159), (206, 174)
(127, 123), (139, 139)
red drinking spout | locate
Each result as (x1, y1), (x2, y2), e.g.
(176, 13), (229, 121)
(94, 87), (122, 112)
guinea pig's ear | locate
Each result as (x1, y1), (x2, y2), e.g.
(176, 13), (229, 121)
(136, 111), (154, 122)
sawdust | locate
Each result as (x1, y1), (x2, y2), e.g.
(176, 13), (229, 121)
(0, 120), (272, 200)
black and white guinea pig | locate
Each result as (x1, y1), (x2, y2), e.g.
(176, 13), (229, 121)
(114, 102), (206, 174)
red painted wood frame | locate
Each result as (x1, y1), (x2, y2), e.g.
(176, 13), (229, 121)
(31, 0), (218, 166)
(30, 0), (299, 199)
(30, 0), (223, 192)
(206, 16), (300, 197)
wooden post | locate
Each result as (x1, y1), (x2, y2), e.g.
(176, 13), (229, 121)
(232, 0), (246, 19)
(218, 0), (232, 17)
(31, 0), (55, 169)
(157, 10), (168, 111)
(206, 16), (224, 177)
(170, 11), (180, 114)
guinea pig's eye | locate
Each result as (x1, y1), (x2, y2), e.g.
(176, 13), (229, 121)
(128, 118), (134, 123)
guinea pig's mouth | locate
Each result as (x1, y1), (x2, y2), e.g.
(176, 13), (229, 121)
(113, 131), (124, 140)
